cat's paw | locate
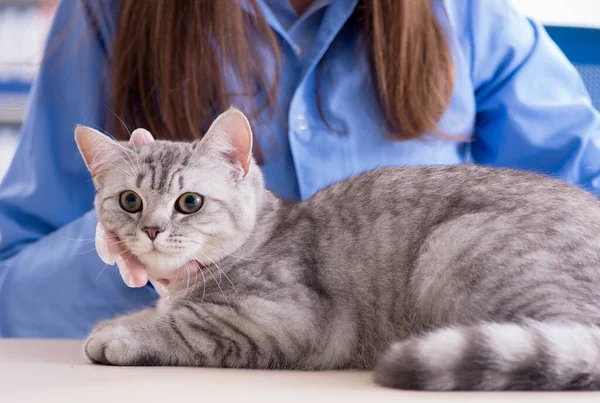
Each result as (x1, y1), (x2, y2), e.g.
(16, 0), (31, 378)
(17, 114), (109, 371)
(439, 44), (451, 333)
(84, 321), (146, 366)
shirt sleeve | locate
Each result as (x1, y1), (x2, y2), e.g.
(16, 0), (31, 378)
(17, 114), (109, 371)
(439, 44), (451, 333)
(0, 0), (156, 338)
(468, 0), (600, 196)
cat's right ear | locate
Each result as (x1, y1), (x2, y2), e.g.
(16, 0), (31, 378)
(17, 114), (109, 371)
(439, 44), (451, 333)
(74, 125), (122, 185)
(201, 107), (253, 180)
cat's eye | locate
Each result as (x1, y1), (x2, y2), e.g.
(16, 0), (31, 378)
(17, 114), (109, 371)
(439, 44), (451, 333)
(119, 190), (143, 213)
(176, 192), (204, 214)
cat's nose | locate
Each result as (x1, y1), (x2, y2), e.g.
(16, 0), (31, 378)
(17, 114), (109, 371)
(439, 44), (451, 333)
(142, 226), (163, 241)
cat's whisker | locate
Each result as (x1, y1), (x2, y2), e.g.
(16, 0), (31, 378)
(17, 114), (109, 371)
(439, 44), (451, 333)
(124, 139), (144, 177)
(66, 240), (97, 248)
(63, 237), (129, 250)
(187, 264), (200, 302)
(128, 151), (142, 178)
(82, 121), (112, 138)
(198, 252), (232, 310)
(72, 247), (103, 255)
(105, 137), (138, 176)
(202, 242), (267, 263)
(184, 261), (191, 298)
(179, 256), (195, 301)
(173, 260), (182, 286)
(201, 252), (237, 294)
(115, 153), (137, 178)
(101, 107), (141, 173)
(92, 248), (133, 284)
(116, 249), (135, 262)
(94, 263), (110, 284)
(193, 260), (207, 304)
(105, 105), (132, 138)
(199, 269), (207, 303)
(181, 238), (266, 263)
(72, 241), (129, 256)
(59, 236), (96, 242)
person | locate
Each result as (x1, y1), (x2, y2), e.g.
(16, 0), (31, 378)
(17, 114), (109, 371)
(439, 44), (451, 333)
(1, 0), (599, 338)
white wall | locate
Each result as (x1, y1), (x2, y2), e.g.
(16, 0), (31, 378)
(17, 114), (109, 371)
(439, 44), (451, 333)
(0, 127), (18, 182)
(517, 0), (600, 28)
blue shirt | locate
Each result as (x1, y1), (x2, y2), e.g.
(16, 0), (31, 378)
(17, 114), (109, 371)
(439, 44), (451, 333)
(1, 0), (600, 338)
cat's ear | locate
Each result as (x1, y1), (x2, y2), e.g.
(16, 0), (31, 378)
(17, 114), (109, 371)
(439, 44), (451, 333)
(74, 125), (123, 184)
(202, 107), (253, 179)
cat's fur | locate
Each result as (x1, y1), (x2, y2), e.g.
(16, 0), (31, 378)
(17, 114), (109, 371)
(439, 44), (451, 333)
(76, 108), (600, 391)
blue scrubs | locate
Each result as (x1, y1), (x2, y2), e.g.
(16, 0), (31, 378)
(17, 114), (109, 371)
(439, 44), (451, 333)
(1, 0), (600, 337)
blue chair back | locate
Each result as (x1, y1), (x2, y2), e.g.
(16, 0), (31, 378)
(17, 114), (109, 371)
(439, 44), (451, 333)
(546, 26), (600, 110)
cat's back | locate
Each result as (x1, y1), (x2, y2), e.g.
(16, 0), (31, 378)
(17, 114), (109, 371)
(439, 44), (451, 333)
(286, 165), (600, 337)
(306, 164), (599, 217)
(293, 164), (600, 263)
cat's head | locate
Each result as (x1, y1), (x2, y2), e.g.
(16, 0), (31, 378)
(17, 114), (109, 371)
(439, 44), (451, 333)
(75, 108), (264, 278)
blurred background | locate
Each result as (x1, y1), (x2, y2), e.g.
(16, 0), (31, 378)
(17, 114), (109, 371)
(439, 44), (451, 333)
(0, 0), (599, 182)
(1, 0), (57, 180)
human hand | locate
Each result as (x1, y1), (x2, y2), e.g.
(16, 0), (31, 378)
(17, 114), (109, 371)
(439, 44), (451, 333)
(94, 129), (169, 296)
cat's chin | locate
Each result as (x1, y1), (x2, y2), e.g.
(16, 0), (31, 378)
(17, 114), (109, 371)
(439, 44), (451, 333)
(136, 251), (197, 279)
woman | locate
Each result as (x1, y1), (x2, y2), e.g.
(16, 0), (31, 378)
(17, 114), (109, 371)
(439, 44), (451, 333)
(0, 0), (599, 338)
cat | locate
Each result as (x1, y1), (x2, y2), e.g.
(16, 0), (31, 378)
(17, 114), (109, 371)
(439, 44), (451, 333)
(75, 107), (600, 391)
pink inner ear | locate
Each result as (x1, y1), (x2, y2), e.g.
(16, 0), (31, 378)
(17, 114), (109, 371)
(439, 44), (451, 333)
(202, 108), (254, 178)
(74, 125), (123, 181)
(130, 128), (155, 146)
(222, 114), (252, 175)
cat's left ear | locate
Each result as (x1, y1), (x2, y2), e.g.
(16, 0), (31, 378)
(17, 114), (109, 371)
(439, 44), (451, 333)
(74, 125), (124, 185)
(202, 107), (253, 179)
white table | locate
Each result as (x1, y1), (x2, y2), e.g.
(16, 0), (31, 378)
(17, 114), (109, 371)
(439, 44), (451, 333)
(1, 339), (599, 402)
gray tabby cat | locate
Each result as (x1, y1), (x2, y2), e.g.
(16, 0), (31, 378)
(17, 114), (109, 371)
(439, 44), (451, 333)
(75, 108), (600, 391)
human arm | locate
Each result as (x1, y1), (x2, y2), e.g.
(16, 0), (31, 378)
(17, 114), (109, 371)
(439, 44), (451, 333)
(0, 0), (156, 337)
(467, 0), (600, 196)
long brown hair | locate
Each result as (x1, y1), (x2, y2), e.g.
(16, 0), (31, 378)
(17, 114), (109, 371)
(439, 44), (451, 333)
(110, 0), (453, 144)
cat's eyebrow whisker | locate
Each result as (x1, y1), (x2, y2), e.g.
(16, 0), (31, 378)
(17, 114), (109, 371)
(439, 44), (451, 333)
(104, 119), (143, 179)
(105, 108), (143, 176)
(126, 142), (143, 176)
(108, 139), (138, 176)
(82, 121), (114, 139)
(113, 159), (136, 180)
(128, 151), (141, 177)
(104, 105), (132, 138)
(115, 153), (137, 178)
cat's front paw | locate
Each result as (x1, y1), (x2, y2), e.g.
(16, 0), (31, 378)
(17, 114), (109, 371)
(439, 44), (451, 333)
(84, 320), (147, 366)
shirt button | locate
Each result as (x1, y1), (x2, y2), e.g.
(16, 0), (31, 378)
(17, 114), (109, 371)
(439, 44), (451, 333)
(293, 43), (302, 56)
(295, 114), (309, 131)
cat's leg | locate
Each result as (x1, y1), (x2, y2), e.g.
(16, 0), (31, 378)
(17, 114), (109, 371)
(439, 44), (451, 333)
(84, 294), (348, 368)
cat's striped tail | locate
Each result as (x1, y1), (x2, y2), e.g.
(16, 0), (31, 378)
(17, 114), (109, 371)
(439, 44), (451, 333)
(375, 322), (600, 391)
